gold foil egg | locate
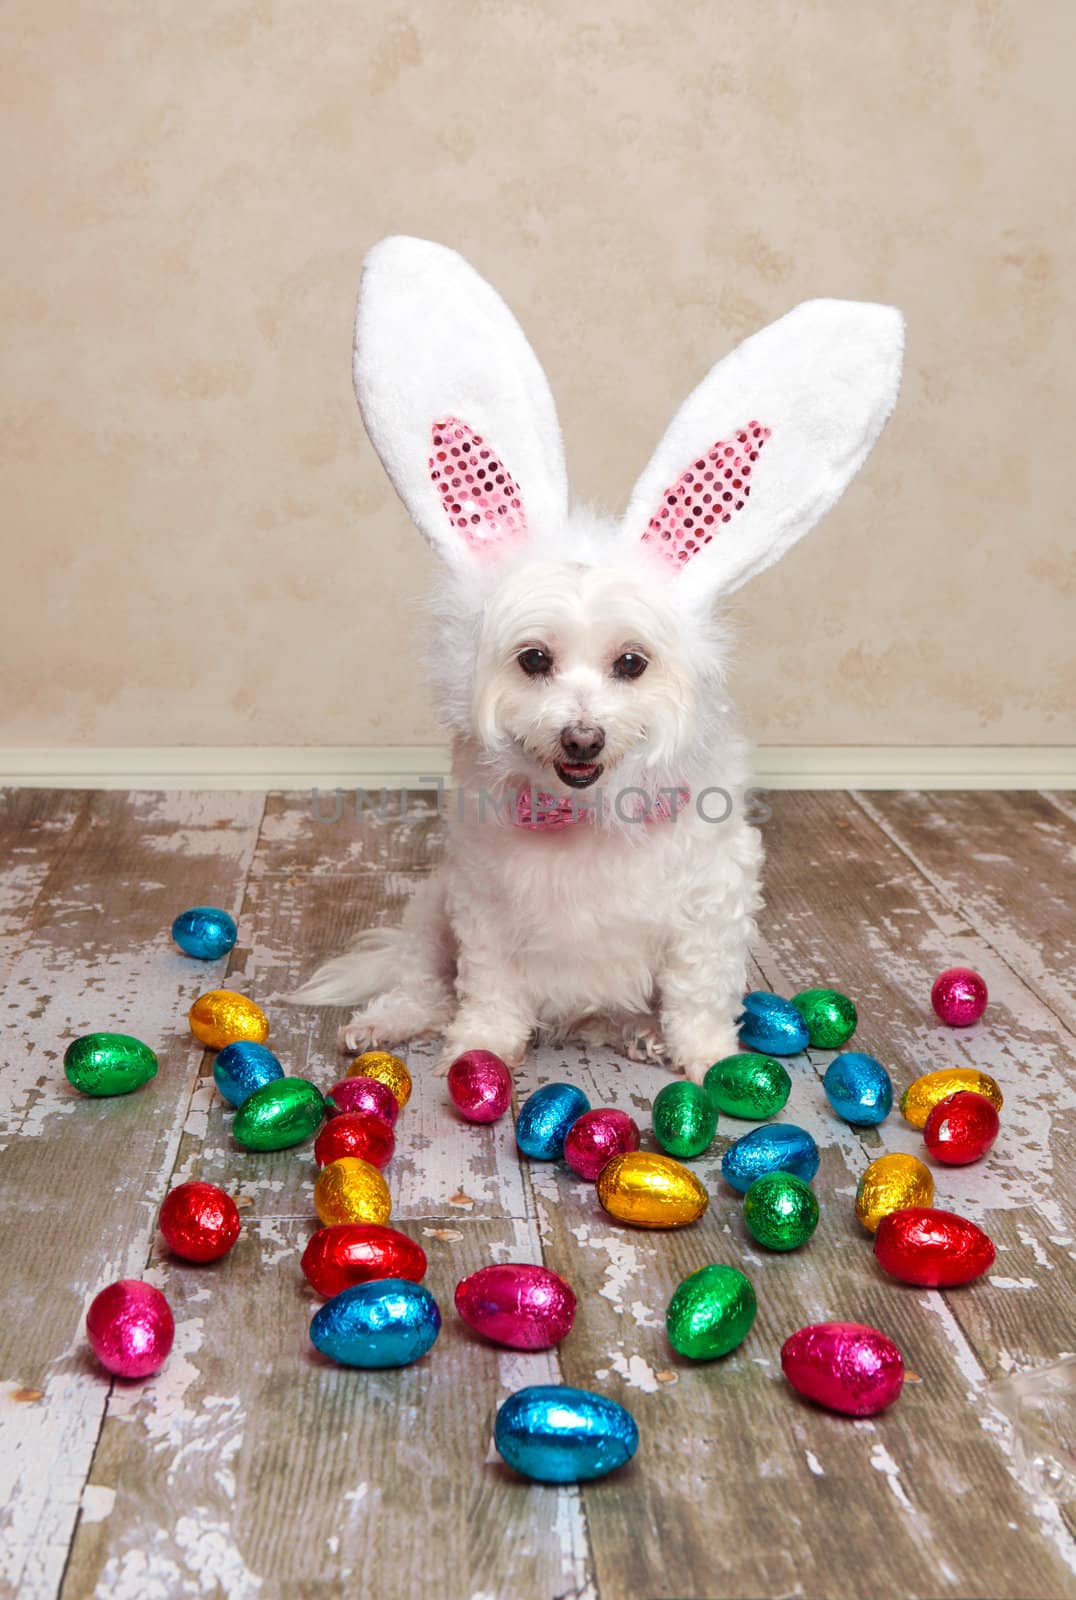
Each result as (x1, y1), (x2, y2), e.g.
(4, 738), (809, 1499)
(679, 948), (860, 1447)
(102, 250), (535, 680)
(189, 990), (269, 1051)
(348, 1050), (412, 1108)
(899, 1067), (1003, 1129)
(314, 1157), (392, 1227)
(596, 1151), (708, 1229)
(855, 1152), (934, 1233)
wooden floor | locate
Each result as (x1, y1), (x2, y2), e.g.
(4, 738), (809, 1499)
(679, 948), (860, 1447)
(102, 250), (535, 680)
(1, 788), (1074, 1600)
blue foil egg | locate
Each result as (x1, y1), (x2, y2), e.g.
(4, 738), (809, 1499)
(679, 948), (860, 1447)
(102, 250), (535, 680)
(737, 992), (810, 1056)
(495, 1385), (639, 1483)
(516, 1084), (591, 1161)
(213, 1040), (284, 1107)
(823, 1052), (893, 1125)
(310, 1279), (441, 1368)
(721, 1123), (820, 1193)
(171, 906), (238, 961)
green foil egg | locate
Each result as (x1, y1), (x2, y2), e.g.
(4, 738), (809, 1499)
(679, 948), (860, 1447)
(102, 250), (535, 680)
(652, 1080), (718, 1158)
(64, 1032), (158, 1097)
(666, 1264), (757, 1360)
(743, 1171), (819, 1251)
(702, 1053), (790, 1120)
(233, 1077), (325, 1151)
(790, 987), (858, 1049)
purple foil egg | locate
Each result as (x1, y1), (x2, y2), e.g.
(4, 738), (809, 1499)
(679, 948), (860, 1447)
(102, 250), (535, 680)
(781, 1321), (904, 1416)
(454, 1263), (577, 1349)
(446, 1049), (513, 1124)
(325, 1076), (400, 1129)
(563, 1109), (641, 1181)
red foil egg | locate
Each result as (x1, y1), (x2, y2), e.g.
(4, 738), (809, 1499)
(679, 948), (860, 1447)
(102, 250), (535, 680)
(874, 1206), (996, 1287)
(301, 1223), (427, 1298)
(454, 1263), (577, 1349)
(923, 1089), (999, 1165)
(159, 1181), (241, 1263)
(86, 1279), (175, 1378)
(563, 1109), (641, 1181)
(314, 1111), (395, 1170)
(325, 1076), (399, 1128)
(931, 966), (988, 1026)
(446, 1049), (513, 1123)
(781, 1321), (904, 1416)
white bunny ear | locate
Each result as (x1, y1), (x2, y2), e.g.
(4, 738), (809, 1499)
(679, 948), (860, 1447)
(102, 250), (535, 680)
(620, 299), (904, 597)
(353, 236), (569, 565)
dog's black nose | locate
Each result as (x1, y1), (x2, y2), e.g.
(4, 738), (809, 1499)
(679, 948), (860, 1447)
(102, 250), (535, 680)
(560, 723), (606, 762)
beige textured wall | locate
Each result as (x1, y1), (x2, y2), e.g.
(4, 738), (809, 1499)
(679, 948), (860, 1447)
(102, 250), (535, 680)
(2, 2), (1073, 749)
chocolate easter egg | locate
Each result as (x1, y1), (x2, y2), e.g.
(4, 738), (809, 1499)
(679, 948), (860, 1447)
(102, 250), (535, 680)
(454, 1263), (576, 1349)
(213, 1041), (283, 1107)
(931, 967), (988, 1027)
(652, 1080), (718, 1158)
(874, 1207), (996, 1287)
(325, 1076), (400, 1128)
(159, 1181), (240, 1262)
(516, 1084), (591, 1161)
(348, 1051), (411, 1108)
(790, 987), (858, 1049)
(64, 1032), (157, 1097)
(310, 1279), (440, 1367)
(781, 1322), (904, 1416)
(596, 1151), (708, 1229)
(703, 1053), (790, 1120)
(232, 1077), (324, 1151)
(494, 1385), (638, 1483)
(314, 1111), (395, 1170)
(722, 1124), (819, 1193)
(171, 906), (237, 961)
(301, 1224), (427, 1298)
(899, 1067), (1003, 1129)
(855, 1152), (934, 1232)
(823, 1052), (892, 1126)
(743, 1171), (819, 1251)
(923, 1090), (999, 1165)
(86, 1280), (174, 1379)
(563, 1109), (640, 1181)
(665, 1264), (756, 1360)
(446, 1049), (513, 1123)
(314, 1156), (391, 1226)
(737, 992), (809, 1056)
(189, 990), (268, 1051)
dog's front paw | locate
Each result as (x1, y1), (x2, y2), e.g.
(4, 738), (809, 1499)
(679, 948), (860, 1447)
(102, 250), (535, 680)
(664, 1017), (740, 1085)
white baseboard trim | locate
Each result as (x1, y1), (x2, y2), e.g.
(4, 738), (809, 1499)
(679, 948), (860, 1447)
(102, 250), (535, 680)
(1, 746), (1074, 791)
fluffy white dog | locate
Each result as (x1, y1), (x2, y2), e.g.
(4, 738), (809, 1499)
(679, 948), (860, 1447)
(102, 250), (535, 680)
(293, 238), (903, 1082)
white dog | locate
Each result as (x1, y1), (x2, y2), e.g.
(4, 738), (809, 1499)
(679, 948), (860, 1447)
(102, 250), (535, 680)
(293, 238), (903, 1082)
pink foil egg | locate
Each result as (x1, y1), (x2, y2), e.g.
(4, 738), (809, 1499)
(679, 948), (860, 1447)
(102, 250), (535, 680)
(325, 1076), (399, 1129)
(454, 1263), (577, 1349)
(563, 1109), (641, 1181)
(86, 1279), (175, 1379)
(931, 966), (988, 1027)
(446, 1049), (513, 1124)
(781, 1321), (904, 1416)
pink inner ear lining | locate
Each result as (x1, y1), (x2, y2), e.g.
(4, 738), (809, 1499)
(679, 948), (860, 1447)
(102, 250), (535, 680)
(642, 421), (771, 565)
(428, 416), (527, 552)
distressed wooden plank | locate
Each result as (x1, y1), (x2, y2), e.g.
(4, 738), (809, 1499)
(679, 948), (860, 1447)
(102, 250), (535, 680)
(0, 789), (86, 983)
(0, 790), (265, 1600)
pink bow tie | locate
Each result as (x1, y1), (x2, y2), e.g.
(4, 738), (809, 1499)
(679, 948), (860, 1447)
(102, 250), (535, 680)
(514, 786), (690, 831)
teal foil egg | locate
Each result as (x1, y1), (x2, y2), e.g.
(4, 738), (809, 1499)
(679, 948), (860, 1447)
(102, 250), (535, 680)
(494, 1385), (638, 1483)
(737, 992), (809, 1056)
(721, 1124), (820, 1192)
(310, 1279), (441, 1368)
(171, 906), (238, 961)
(652, 1080), (718, 1158)
(516, 1084), (590, 1161)
(823, 1052), (893, 1126)
(213, 1041), (284, 1107)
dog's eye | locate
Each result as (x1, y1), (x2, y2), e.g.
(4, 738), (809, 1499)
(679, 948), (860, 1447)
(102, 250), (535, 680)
(518, 647), (553, 678)
(612, 651), (648, 680)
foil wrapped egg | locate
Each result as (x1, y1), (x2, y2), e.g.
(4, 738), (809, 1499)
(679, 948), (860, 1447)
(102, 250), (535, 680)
(159, 1181), (241, 1262)
(64, 1032), (157, 1097)
(189, 989), (269, 1051)
(348, 1051), (412, 1108)
(494, 1385), (638, 1483)
(310, 1279), (440, 1367)
(899, 1067), (1003, 1129)
(170, 906), (238, 962)
(516, 1083), (591, 1161)
(703, 1053), (790, 1120)
(737, 992), (810, 1056)
(563, 1109), (640, 1181)
(314, 1111), (395, 1170)
(301, 1224), (427, 1298)
(232, 1077), (324, 1151)
(790, 987), (858, 1049)
(823, 1052), (892, 1126)
(931, 966), (988, 1027)
(744, 1171), (819, 1251)
(446, 1049), (513, 1123)
(665, 1264), (756, 1359)
(314, 1156), (391, 1226)
(325, 1076), (400, 1128)
(454, 1263), (576, 1349)
(855, 1151), (934, 1232)
(781, 1321), (904, 1416)
(86, 1279), (175, 1379)
(213, 1040), (283, 1108)
(721, 1123), (819, 1193)
(923, 1090), (1000, 1163)
(597, 1151), (708, 1229)
(652, 1080), (718, 1158)
(874, 1206), (996, 1286)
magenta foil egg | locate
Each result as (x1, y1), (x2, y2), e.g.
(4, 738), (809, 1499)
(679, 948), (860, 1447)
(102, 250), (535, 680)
(931, 967), (988, 1027)
(781, 1321), (904, 1417)
(86, 1279), (175, 1379)
(563, 1109), (641, 1181)
(454, 1263), (577, 1350)
(446, 1050), (513, 1124)
(325, 1076), (400, 1129)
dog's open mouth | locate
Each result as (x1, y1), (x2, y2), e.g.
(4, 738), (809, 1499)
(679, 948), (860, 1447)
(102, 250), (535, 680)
(554, 761), (604, 789)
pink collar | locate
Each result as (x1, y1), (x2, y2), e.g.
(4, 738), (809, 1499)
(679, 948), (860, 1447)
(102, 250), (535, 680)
(514, 785), (690, 831)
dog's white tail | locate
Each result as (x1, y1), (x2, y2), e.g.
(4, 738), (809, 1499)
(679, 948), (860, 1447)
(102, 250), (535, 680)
(287, 926), (409, 1006)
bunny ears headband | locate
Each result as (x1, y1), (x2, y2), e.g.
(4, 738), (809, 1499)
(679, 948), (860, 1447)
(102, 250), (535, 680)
(353, 236), (904, 600)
